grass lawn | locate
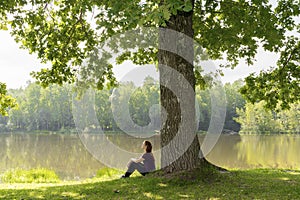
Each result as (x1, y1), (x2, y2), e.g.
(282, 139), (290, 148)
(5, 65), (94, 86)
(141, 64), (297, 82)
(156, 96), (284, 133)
(0, 168), (300, 199)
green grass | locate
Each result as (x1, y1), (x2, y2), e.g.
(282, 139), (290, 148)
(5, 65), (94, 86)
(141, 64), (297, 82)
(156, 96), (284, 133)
(0, 168), (300, 199)
(1, 168), (60, 184)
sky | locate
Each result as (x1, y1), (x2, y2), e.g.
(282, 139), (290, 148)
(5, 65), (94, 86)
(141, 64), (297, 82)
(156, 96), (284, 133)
(0, 30), (279, 89)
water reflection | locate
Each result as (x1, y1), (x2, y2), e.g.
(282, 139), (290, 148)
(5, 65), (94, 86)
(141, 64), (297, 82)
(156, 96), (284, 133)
(0, 134), (104, 180)
(234, 135), (300, 169)
(199, 134), (243, 169)
(0, 133), (300, 180)
(204, 134), (300, 170)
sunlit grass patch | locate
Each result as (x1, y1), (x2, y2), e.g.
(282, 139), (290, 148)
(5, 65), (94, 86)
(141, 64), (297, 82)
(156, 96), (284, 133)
(95, 167), (122, 178)
(157, 183), (167, 187)
(94, 167), (142, 181)
(61, 191), (85, 199)
(1, 168), (60, 183)
(94, 167), (123, 181)
(143, 192), (164, 199)
(283, 170), (300, 175)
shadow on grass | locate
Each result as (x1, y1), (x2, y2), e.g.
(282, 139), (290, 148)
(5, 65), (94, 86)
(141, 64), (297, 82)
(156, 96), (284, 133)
(1, 169), (300, 199)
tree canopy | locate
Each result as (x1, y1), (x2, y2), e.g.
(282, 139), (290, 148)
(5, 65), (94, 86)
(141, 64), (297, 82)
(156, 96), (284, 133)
(0, 1), (298, 110)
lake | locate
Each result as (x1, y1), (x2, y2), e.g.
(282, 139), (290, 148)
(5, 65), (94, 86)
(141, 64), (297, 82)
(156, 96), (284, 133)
(0, 133), (299, 180)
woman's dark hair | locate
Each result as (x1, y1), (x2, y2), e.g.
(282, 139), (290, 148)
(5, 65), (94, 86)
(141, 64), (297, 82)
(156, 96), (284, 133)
(144, 141), (152, 153)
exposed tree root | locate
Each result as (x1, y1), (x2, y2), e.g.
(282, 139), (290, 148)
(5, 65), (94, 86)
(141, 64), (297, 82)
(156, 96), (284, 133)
(150, 157), (228, 181)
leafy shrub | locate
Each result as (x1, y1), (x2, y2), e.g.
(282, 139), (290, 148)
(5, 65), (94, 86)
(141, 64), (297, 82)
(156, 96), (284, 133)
(1, 168), (60, 183)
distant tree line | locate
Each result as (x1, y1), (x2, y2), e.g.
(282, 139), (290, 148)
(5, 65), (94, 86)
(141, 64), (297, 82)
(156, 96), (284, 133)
(0, 78), (298, 134)
(236, 101), (300, 134)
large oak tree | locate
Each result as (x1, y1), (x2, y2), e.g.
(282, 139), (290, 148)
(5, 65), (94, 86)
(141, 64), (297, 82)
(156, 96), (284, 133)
(0, 0), (299, 172)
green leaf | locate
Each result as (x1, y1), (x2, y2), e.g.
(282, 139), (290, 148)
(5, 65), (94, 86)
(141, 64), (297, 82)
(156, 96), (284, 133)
(163, 7), (171, 20)
(183, 1), (193, 12)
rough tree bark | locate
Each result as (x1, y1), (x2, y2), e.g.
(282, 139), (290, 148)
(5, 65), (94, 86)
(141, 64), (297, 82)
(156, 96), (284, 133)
(158, 0), (209, 173)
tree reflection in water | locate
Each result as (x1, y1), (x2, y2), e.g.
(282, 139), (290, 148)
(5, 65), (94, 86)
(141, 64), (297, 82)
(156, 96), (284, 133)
(0, 133), (299, 180)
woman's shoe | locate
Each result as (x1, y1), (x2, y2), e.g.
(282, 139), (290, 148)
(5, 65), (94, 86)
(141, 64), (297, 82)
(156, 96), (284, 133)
(120, 172), (132, 178)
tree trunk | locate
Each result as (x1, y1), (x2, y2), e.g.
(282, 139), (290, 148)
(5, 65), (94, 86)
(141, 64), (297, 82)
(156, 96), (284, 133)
(158, 0), (206, 173)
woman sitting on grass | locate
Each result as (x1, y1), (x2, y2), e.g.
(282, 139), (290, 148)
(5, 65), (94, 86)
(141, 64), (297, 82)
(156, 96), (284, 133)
(121, 140), (155, 178)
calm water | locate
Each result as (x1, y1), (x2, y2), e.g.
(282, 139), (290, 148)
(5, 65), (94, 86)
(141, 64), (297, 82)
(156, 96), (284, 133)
(0, 133), (300, 180)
